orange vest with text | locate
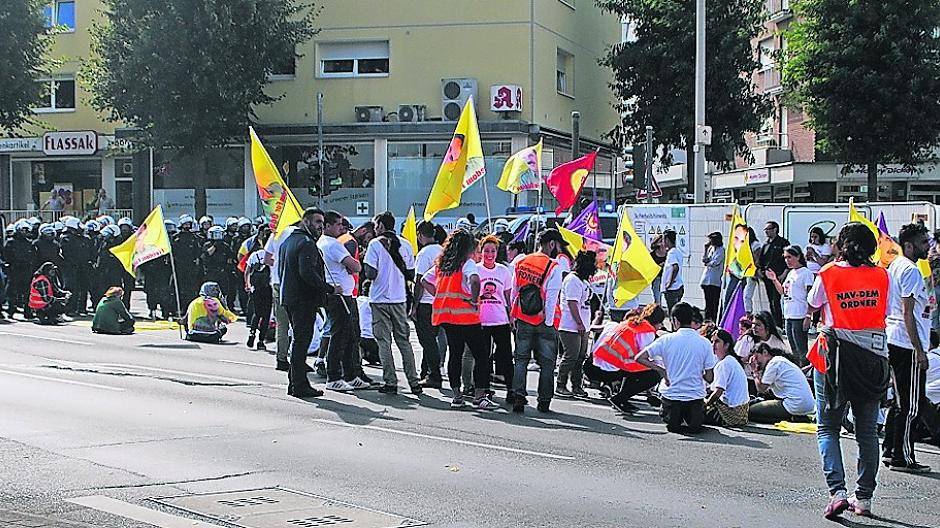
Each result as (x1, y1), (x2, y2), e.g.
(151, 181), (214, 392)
(510, 253), (556, 326)
(432, 270), (480, 326)
(819, 263), (889, 331)
(593, 320), (656, 372)
(28, 275), (53, 310)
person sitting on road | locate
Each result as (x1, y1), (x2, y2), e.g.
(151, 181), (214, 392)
(747, 343), (815, 424)
(28, 262), (71, 325)
(704, 329), (750, 427)
(92, 287), (135, 335)
(734, 311), (789, 364)
(184, 281), (236, 343)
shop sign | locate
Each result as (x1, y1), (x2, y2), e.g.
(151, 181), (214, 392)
(490, 85), (523, 112)
(0, 137), (41, 153)
(42, 131), (98, 156)
(744, 168), (770, 185)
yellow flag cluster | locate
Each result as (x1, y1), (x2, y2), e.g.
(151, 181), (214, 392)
(497, 139), (543, 194)
(250, 127), (303, 236)
(725, 204), (756, 278)
(402, 206), (418, 254)
(609, 207), (661, 306)
(109, 205), (172, 278)
(424, 97), (485, 221)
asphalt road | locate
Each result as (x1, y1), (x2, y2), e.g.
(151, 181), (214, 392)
(0, 296), (938, 528)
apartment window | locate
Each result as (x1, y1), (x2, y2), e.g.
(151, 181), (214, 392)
(34, 78), (76, 112)
(318, 41), (389, 78)
(43, 1), (76, 31)
(758, 37), (775, 69)
(270, 51), (296, 79)
(556, 48), (574, 96)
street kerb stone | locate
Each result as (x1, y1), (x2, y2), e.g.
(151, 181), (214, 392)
(149, 487), (425, 528)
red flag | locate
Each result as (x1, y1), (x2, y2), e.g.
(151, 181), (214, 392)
(807, 334), (828, 373)
(546, 151), (597, 214)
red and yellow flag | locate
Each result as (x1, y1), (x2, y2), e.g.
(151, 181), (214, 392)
(546, 151), (597, 214)
(250, 127), (303, 236)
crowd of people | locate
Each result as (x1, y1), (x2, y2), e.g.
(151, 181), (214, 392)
(4, 205), (940, 519)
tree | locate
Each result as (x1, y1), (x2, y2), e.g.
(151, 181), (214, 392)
(85, 0), (319, 216)
(598, 0), (771, 197)
(782, 0), (940, 202)
(0, 0), (52, 133)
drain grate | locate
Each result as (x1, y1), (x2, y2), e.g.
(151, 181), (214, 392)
(150, 487), (425, 528)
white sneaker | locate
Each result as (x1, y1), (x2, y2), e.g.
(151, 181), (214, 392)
(347, 377), (372, 390)
(527, 360), (540, 371)
(847, 496), (872, 517)
(325, 380), (354, 392)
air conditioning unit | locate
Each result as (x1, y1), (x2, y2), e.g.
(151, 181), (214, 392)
(354, 106), (384, 123)
(121, 161), (134, 175)
(441, 78), (477, 121)
(398, 104), (426, 123)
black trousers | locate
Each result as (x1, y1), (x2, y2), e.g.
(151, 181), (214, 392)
(702, 285), (720, 322)
(285, 303), (318, 394)
(325, 295), (362, 383)
(661, 397), (705, 434)
(248, 285), (273, 342)
(415, 303), (442, 382)
(763, 277), (784, 327)
(483, 324), (513, 389)
(610, 370), (661, 406)
(883, 344), (927, 464)
(121, 272), (134, 309)
(442, 323), (491, 393)
(6, 270), (31, 315)
(62, 266), (90, 314)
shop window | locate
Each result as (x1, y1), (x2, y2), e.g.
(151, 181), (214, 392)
(556, 48), (574, 96)
(318, 41), (389, 78)
(43, 1), (75, 31)
(34, 78), (75, 112)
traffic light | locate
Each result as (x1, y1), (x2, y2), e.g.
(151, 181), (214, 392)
(623, 143), (646, 191)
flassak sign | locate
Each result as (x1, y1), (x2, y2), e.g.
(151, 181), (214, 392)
(42, 131), (98, 156)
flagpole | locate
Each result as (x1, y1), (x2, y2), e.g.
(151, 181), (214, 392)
(168, 250), (184, 340)
(480, 168), (493, 233)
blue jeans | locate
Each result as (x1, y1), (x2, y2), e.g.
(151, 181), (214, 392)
(651, 276), (663, 305)
(814, 371), (880, 500)
(512, 321), (558, 404)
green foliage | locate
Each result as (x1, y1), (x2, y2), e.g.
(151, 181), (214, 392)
(598, 0), (771, 169)
(0, 0), (52, 133)
(782, 0), (940, 167)
(84, 0), (319, 153)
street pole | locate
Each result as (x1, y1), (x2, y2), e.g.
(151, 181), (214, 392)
(645, 125), (654, 203)
(317, 92), (324, 208)
(693, 0), (707, 203)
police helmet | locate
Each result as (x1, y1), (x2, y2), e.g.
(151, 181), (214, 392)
(207, 225), (225, 240)
(199, 216), (212, 226)
(27, 217), (40, 226)
(15, 220), (31, 233)
(237, 217), (251, 227)
(164, 219), (178, 234)
(52, 221), (64, 233)
(64, 217), (81, 230)
(98, 215), (115, 226)
(117, 217), (133, 228)
(85, 220), (101, 233)
(225, 216), (239, 228)
(39, 224), (56, 236)
(493, 218), (511, 234)
(102, 225), (121, 238)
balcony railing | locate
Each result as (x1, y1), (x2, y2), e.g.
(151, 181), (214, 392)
(757, 66), (782, 93)
(765, 0), (792, 21)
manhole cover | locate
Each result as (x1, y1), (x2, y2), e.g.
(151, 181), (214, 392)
(150, 488), (425, 528)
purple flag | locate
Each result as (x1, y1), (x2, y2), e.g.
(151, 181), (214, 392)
(876, 211), (890, 235)
(720, 282), (746, 341)
(566, 200), (602, 241)
(511, 221), (529, 243)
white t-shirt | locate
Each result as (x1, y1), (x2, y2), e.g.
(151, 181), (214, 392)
(478, 263), (511, 326)
(712, 355), (750, 407)
(414, 244), (443, 305)
(806, 243), (832, 274)
(760, 355), (815, 415)
(661, 247), (684, 291)
(245, 249), (265, 270)
(317, 235), (355, 296)
(358, 296), (373, 339)
(926, 348), (940, 405)
(559, 273), (591, 333)
(423, 260), (479, 297)
(886, 256), (933, 350)
(364, 235), (416, 304)
(782, 266), (814, 319)
(264, 226), (295, 287)
(643, 328), (716, 401)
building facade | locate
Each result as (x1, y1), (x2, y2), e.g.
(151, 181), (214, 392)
(1, 0), (624, 224)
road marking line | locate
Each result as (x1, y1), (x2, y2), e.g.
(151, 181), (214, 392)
(218, 359), (271, 368)
(67, 495), (224, 528)
(0, 331), (93, 346)
(0, 368), (124, 392)
(310, 418), (575, 461)
(99, 363), (282, 389)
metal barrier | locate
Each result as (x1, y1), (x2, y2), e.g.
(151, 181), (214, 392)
(0, 209), (134, 224)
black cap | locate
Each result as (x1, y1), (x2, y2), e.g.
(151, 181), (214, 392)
(539, 228), (569, 246)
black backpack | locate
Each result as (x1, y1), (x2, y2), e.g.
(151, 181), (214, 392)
(249, 262), (270, 289)
(517, 261), (552, 316)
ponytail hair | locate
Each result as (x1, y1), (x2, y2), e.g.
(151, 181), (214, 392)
(626, 303), (666, 327)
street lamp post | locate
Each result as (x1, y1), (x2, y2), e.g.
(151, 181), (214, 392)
(693, 0), (707, 203)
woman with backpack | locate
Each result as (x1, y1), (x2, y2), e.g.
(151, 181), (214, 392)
(244, 227), (272, 351)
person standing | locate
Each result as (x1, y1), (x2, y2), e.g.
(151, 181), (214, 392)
(509, 229), (565, 413)
(766, 245), (815, 366)
(278, 208), (338, 398)
(700, 232), (724, 321)
(412, 221), (444, 388)
(318, 211), (372, 392)
(363, 211), (422, 395)
(806, 227), (833, 275)
(476, 235), (513, 396)
(244, 227), (272, 351)
(883, 223), (933, 473)
(634, 302), (716, 434)
(93, 188), (114, 215)
(264, 224), (296, 372)
(172, 216), (203, 304)
(3, 221), (37, 318)
(556, 251), (597, 398)
(759, 221), (790, 328)
(807, 222), (892, 519)
(660, 230), (684, 314)
(649, 235), (668, 306)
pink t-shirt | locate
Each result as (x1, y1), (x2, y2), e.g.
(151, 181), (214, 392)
(478, 262), (511, 326)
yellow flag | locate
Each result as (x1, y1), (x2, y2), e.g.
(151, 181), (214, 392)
(610, 208), (661, 306)
(250, 127), (303, 236)
(497, 139), (542, 194)
(848, 198), (884, 265)
(109, 205), (172, 278)
(559, 225), (611, 269)
(424, 97), (485, 220)
(724, 204), (756, 278)
(403, 205), (418, 254)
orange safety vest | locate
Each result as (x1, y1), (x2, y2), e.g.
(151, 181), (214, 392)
(338, 233), (360, 296)
(819, 263), (889, 331)
(510, 253), (556, 326)
(593, 320), (656, 372)
(28, 275), (53, 310)
(432, 270), (480, 326)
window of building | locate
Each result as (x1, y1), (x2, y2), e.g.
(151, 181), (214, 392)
(34, 78), (76, 112)
(758, 37), (775, 69)
(270, 50), (296, 79)
(318, 41), (390, 78)
(43, 1), (76, 31)
(556, 48), (574, 96)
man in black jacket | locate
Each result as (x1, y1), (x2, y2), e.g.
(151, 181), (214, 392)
(278, 207), (340, 398)
(759, 220), (790, 328)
